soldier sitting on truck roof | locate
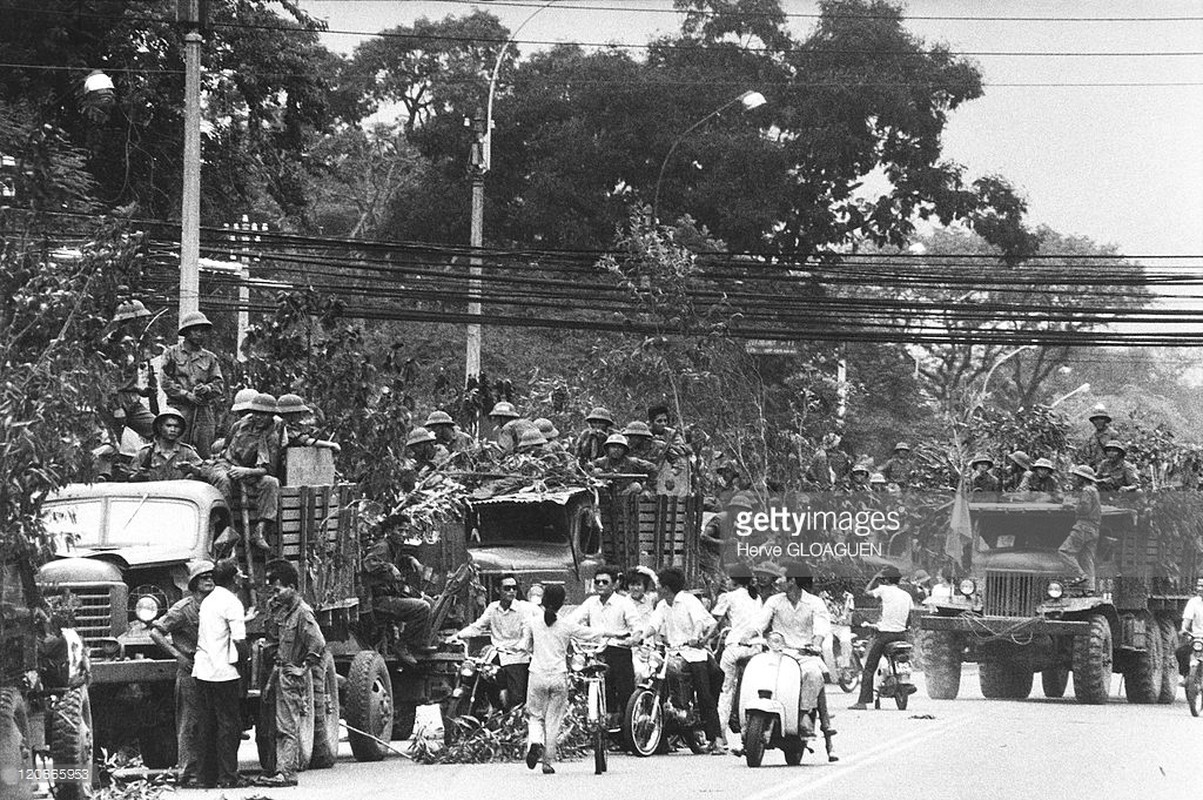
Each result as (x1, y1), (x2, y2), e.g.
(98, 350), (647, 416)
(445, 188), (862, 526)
(130, 407), (203, 483)
(1093, 441), (1139, 492)
(588, 434), (657, 496)
(1018, 458), (1063, 501)
(361, 521), (437, 669)
(201, 392), (281, 552)
(276, 394), (340, 454)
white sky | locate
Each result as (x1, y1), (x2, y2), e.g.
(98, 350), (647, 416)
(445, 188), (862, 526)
(300, 0), (1203, 262)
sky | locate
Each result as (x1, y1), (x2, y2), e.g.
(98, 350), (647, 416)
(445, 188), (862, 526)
(298, 0), (1203, 264)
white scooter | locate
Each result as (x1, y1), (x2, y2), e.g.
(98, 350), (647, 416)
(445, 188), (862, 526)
(735, 633), (829, 768)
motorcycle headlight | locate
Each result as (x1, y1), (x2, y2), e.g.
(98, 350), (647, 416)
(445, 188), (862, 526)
(1046, 581), (1064, 600)
(647, 649), (664, 671)
(766, 632), (785, 652)
(460, 662), (476, 678)
(1192, 640), (1203, 653)
(134, 595), (160, 622)
(958, 579), (977, 597)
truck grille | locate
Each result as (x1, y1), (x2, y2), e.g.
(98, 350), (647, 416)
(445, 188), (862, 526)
(983, 572), (1043, 618)
(43, 583), (125, 650)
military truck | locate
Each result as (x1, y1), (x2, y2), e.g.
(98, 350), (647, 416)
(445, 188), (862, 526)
(33, 472), (467, 769)
(920, 499), (1197, 704)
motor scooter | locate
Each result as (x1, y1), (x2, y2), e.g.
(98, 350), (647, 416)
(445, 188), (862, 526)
(1185, 636), (1203, 717)
(855, 624), (917, 710)
(735, 633), (832, 767)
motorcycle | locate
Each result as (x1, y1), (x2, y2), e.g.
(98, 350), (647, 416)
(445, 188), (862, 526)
(1186, 636), (1203, 717)
(623, 643), (710, 757)
(833, 631), (863, 693)
(736, 633), (831, 768)
(857, 625), (917, 710)
(444, 643), (505, 724)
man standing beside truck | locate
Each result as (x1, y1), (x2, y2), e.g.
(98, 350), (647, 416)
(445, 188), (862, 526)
(149, 560), (214, 788)
(193, 559), (248, 789)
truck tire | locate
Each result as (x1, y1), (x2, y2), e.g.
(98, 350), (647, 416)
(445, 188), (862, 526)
(50, 686), (95, 800)
(922, 631), (962, 700)
(344, 651), (393, 762)
(1123, 614), (1162, 704)
(1041, 668), (1069, 698)
(0, 687), (34, 800)
(310, 652), (341, 769)
(1158, 618), (1179, 705)
(979, 661), (1032, 699)
(1072, 614), (1113, 705)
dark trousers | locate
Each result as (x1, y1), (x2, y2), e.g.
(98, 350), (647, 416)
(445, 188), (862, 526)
(196, 678), (242, 786)
(603, 646), (635, 716)
(1177, 642), (1195, 677)
(685, 659), (723, 741)
(374, 596), (433, 648)
(498, 663), (529, 709)
(180, 404), (216, 459)
(856, 631), (908, 706)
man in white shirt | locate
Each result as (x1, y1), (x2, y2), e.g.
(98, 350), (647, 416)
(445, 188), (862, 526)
(455, 573), (532, 709)
(711, 564), (762, 754)
(639, 567), (724, 753)
(850, 565), (913, 710)
(569, 565), (642, 721)
(1175, 578), (1203, 681)
(192, 559), (248, 789)
(751, 563), (837, 761)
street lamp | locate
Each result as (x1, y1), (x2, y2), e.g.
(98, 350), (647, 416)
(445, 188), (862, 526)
(652, 90), (767, 222)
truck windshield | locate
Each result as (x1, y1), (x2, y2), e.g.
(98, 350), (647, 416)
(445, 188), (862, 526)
(44, 498), (199, 551)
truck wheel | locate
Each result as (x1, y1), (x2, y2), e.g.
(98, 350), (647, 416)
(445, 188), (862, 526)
(1072, 614), (1113, 705)
(310, 652), (341, 769)
(922, 631), (962, 700)
(1123, 614), (1162, 704)
(1041, 668), (1069, 698)
(50, 687), (95, 800)
(0, 688), (34, 800)
(1157, 618), (1179, 704)
(979, 661), (1031, 699)
(345, 652), (393, 762)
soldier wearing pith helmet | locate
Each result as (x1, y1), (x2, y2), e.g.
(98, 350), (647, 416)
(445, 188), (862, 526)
(1095, 440), (1139, 492)
(106, 299), (159, 440)
(132, 407), (203, 482)
(1081, 404), (1116, 468)
(162, 310), (225, 458)
(881, 442), (915, 489)
(575, 406), (614, 465)
(488, 401), (533, 453)
(425, 409), (473, 454)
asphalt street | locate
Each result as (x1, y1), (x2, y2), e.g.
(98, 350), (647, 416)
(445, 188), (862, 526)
(180, 666), (1203, 800)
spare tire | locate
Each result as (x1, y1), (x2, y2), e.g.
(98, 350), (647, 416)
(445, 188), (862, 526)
(344, 651), (393, 762)
(50, 686), (95, 800)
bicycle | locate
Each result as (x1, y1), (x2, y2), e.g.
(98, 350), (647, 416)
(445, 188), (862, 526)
(572, 640), (610, 774)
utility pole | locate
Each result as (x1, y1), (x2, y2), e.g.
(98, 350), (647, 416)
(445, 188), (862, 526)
(466, 110), (487, 385)
(177, 1), (206, 327)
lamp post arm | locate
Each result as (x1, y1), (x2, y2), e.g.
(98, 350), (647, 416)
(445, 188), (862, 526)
(651, 94), (745, 223)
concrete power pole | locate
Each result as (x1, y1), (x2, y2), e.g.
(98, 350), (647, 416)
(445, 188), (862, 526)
(466, 111), (487, 385)
(177, 2), (205, 327)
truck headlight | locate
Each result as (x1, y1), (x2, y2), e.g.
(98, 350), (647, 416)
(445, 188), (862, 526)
(958, 579), (976, 597)
(1192, 639), (1203, 653)
(1047, 581), (1064, 600)
(134, 595), (160, 622)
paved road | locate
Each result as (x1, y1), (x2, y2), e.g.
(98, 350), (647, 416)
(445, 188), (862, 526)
(190, 666), (1202, 800)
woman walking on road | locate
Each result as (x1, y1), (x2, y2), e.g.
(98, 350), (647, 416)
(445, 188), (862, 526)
(522, 584), (602, 774)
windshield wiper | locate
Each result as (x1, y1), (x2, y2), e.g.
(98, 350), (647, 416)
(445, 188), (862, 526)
(117, 493), (150, 537)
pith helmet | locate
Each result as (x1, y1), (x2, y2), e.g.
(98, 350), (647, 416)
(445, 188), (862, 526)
(231, 388), (257, 413)
(425, 410), (454, 427)
(534, 418), (559, 440)
(406, 427), (436, 447)
(177, 310), (213, 335)
(603, 433), (630, 451)
(153, 407), (187, 434)
(869, 472), (887, 485)
(1070, 464), (1098, 482)
(727, 493), (755, 511)
(489, 401), (519, 419)
(187, 560), (215, 589)
(969, 454), (994, 468)
(1088, 404), (1112, 423)
(893, 441), (911, 453)
(623, 420), (652, 438)
(113, 300), (151, 323)
(248, 392), (277, 414)
(1008, 450), (1032, 470)
(1032, 458), (1055, 471)
(276, 393), (309, 415)
(585, 406), (614, 424)
(518, 428), (548, 449)
(850, 461), (871, 476)
(1103, 440), (1127, 455)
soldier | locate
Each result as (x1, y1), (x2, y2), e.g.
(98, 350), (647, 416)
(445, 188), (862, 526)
(574, 407), (614, 465)
(848, 461), (871, 491)
(804, 434), (837, 490)
(588, 434), (657, 495)
(489, 401), (534, 453)
(1080, 404), (1116, 468)
(131, 408), (203, 482)
(1003, 450), (1032, 491)
(361, 522), (437, 668)
(1019, 458), (1063, 500)
(256, 560), (326, 788)
(515, 427), (548, 454)
(149, 560), (214, 788)
(425, 410), (473, 455)
(105, 299), (158, 441)
(880, 442), (916, 489)
(623, 421), (663, 464)
(399, 427), (447, 493)
(713, 456), (746, 507)
(967, 454), (1001, 492)
(534, 418), (566, 453)
(276, 394), (340, 453)
(647, 404), (692, 494)
(162, 311), (225, 458)
(1094, 441), (1139, 492)
(701, 494), (754, 581)
(205, 393), (281, 551)
(1058, 465), (1102, 591)
(869, 472), (889, 492)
